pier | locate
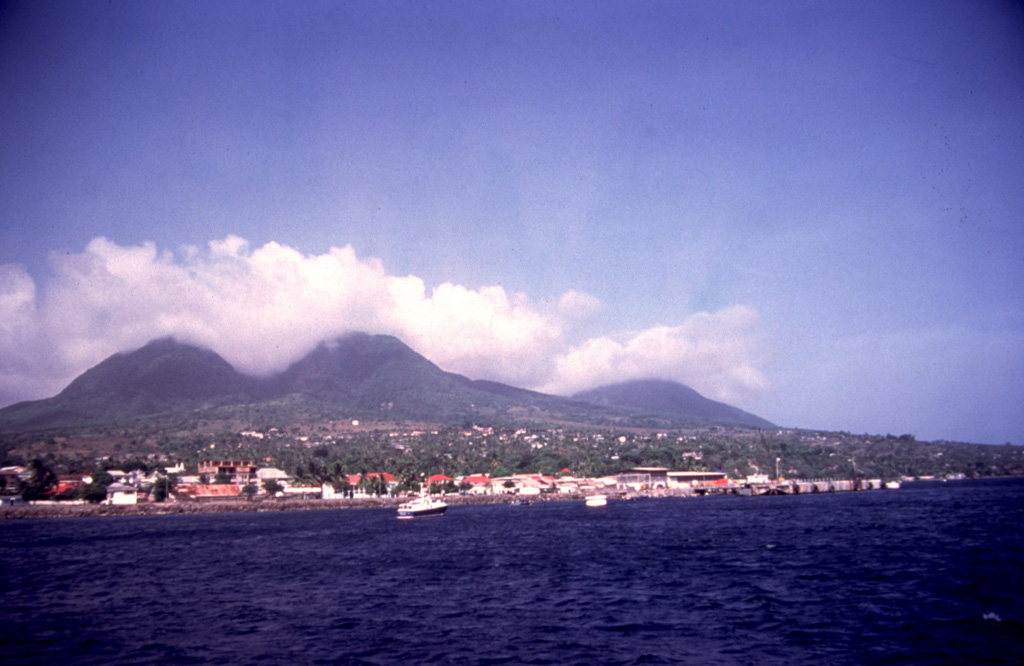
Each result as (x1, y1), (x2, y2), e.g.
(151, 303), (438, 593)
(688, 478), (887, 497)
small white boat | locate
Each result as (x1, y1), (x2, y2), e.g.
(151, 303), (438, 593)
(884, 481), (901, 490)
(397, 496), (448, 518)
(585, 494), (608, 507)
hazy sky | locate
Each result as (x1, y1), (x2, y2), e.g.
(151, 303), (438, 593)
(2, 1), (1022, 444)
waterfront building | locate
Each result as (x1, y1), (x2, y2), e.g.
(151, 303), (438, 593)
(198, 460), (258, 484)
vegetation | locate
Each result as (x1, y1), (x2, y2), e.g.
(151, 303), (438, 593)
(20, 458), (58, 501)
(151, 476), (175, 503)
(262, 479), (284, 496)
(80, 468), (114, 503)
(2, 421), (1020, 495)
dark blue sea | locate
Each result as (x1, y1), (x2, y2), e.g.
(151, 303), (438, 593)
(2, 479), (1022, 666)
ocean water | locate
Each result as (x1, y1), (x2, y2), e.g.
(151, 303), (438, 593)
(1, 479), (1022, 666)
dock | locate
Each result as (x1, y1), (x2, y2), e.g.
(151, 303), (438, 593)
(689, 478), (887, 497)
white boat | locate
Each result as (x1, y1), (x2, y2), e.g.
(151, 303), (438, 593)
(397, 496), (448, 518)
(585, 494), (608, 507)
(884, 481), (901, 490)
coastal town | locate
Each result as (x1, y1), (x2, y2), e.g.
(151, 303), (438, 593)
(3, 421), (1014, 517)
(0, 456), (900, 518)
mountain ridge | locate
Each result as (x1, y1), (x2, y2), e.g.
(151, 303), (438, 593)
(0, 334), (774, 432)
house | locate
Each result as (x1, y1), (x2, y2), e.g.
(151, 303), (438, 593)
(53, 475), (87, 498)
(198, 460), (258, 484)
(256, 468), (291, 492)
(0, 466), (27, 483)
(256, 467), (290, 483)
(346, 472), (396, 497)
(494, 474), (555, 496)
(554, 478), (579, 494)
(0, 466), (27, 502)
(460, 474), (493, 495)
(106, 483), (138, 505)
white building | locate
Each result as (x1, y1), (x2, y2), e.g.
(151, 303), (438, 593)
(106, 483), (137, 505)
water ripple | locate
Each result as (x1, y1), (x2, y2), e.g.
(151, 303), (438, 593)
(2, 480), (1023, 665)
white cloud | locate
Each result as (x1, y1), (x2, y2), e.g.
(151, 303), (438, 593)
(541, 305), (769, 402)
(557, 290), (604, 320)
(0, 236), (769, 408)
(0, 264), (50, 404)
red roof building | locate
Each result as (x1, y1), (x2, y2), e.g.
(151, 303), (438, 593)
(174, 484), (241, 500)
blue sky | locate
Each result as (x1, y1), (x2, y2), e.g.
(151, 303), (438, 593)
(1, 0), (1022, 444)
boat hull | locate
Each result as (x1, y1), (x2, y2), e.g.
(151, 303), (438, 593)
(397, 497), (448, 518)
(397, 505), (447, 518)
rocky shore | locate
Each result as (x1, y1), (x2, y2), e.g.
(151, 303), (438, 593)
(0, 492), (587, 520)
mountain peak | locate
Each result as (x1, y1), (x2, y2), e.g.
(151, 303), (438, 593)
(57, 337), (248, 403)
(573, 378), (774, 428)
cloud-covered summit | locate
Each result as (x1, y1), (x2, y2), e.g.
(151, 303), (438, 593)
(0, 236), (768, 409)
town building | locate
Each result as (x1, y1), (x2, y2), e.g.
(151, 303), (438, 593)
(173, 484), (242, 501)
(667, 471), (729, 488)
(106, 483), (138, 505)
(198, 460), (258, 484)
(617, 467), (670, 490)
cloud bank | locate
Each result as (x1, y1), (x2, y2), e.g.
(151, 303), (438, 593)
(0, 237), (768, 408)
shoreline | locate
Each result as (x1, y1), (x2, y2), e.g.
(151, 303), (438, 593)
(4, 477), (997, 521)
(0, 492), (588, 520)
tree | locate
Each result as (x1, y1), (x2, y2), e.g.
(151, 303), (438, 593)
(359, 473), (388, 497)
(241, 483), (259, 499)
(21, 458), (57, 501)
(80, 482), (108, 503)
(262, 479), (284, 496)
(79, 468), (113, 503)
(330, 476), (352, 498)
(297, 459), (343, 490)
(152, 475), (176, 503)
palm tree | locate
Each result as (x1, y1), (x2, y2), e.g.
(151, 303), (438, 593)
(296, 459), (344, 496)
(331, 475), (353, 498)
